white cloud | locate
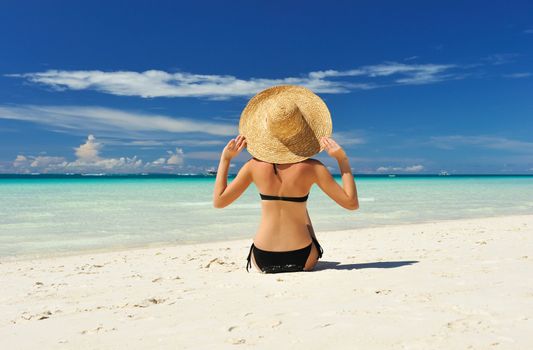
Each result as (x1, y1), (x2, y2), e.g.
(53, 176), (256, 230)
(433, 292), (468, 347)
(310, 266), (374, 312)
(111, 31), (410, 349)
(428, 135), (533, 153)
(65, 135), (143, 171)
(74, 134), (101, 161)
(502, 72), (531, 79)
(30, 156), (67, 168)
(6, 62), (465, 99)
(166, 148), (185, 165)
(7, 69), (349, 98)
(0, 105), (236, 138)
(376, 165), (424, 173)
(13, 154), (68, 169)
(99, 138), (226, 148)
(308, 62), (456, 81)
(404, 165), (424, 172)
(66, 155), (143, 171)
(331, 130), (366, 146)
(150, 158), (166, 165)
(12, 135), (146, 173)
(13, 155), (28, 167)
(481, 53), (520, 65)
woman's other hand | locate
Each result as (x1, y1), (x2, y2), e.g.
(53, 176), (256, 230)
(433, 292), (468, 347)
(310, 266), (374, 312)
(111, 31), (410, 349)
(320, 136), (347, 160)
(222, 135), (247, 161)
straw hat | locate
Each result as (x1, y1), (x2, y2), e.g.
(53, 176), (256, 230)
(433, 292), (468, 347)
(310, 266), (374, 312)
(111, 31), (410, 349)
(238, 85), (332, 164)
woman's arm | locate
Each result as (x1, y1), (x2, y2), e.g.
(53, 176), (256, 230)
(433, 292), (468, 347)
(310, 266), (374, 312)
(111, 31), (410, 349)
(213, 135), (251, 208)
(213, 155), (231, 203)
(314, 137), (359, 210)
(336, 154), (358, 206)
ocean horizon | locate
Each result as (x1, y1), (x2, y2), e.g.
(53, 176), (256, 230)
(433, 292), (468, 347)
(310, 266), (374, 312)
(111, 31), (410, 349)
(2, 173), (533, 178)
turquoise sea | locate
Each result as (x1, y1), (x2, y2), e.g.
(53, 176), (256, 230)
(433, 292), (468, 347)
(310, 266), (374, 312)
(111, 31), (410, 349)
(1, 174), (532, 258)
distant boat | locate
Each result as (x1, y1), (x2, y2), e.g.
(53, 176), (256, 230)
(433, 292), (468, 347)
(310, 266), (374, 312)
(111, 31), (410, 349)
(388, 174), (396, 177)
(206, 170), (217, 176)
(81, 173), (106, 176)
(438, 171), (450, 176)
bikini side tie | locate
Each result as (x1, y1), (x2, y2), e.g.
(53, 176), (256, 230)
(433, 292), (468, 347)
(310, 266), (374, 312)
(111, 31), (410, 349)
(246, 243), (254, 272)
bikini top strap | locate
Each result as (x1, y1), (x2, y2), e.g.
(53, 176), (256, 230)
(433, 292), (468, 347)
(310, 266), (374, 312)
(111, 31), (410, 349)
(246, 243), (254, 272)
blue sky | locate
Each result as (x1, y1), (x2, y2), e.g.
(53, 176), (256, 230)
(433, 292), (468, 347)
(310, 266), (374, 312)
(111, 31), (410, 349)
(0, 1), (532, 174)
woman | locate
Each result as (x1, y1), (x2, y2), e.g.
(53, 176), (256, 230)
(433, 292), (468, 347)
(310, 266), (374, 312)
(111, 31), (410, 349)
(212, 85), (359, 273)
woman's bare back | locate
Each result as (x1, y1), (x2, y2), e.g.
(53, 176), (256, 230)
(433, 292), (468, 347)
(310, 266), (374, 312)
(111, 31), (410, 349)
(249, 157), (320, 270)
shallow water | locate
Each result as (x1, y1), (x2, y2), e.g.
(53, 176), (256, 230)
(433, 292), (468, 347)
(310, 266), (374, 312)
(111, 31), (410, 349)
(1, 175), (532, 257)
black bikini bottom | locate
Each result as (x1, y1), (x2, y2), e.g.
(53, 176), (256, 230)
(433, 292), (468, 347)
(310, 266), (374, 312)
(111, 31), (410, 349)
(246, 236), (323, 273)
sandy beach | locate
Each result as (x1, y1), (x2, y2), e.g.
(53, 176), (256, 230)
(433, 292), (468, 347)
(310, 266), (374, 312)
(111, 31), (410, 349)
(1, 214), (532, 349)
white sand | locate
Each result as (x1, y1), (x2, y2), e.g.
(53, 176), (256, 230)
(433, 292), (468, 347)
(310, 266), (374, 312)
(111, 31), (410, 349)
(1, 214), (532, 349)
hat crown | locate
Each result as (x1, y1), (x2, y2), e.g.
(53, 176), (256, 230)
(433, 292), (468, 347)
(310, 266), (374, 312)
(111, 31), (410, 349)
(267, 100), (305, 143)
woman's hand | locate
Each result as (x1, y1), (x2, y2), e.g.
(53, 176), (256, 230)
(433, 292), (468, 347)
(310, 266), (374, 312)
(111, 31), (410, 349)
(320, 136), (347, 160)
(222, 135), (247, 161)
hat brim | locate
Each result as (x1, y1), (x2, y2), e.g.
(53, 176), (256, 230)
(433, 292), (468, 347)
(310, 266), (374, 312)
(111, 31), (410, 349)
(238, 85), (332, 164)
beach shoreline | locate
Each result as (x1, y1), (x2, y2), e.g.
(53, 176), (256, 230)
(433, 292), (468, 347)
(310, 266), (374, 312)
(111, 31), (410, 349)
(2, 212), (531, 263)
(1, 214), (532, 349)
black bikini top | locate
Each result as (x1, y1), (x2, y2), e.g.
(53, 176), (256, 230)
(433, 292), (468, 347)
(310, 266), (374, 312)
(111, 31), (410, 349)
(259, 192), (309, 202)
(259, 163), (309, 202)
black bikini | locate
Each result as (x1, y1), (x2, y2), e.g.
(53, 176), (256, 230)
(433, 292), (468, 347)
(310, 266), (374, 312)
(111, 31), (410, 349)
(246, 162), (324, 273)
